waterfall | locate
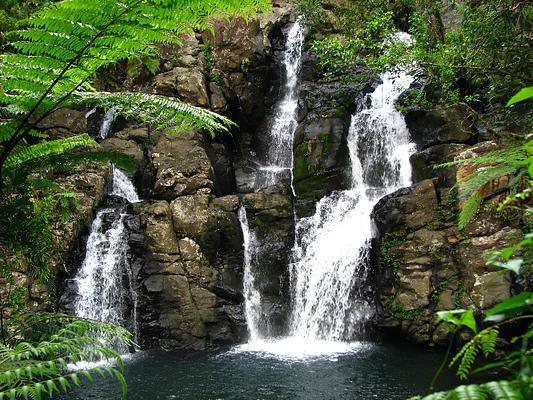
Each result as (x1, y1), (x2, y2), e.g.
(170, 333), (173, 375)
(99, 107), (115, 139)
(239, 19), (305, 343)
(289, 70), (416, 341)
(111, 166), (139, 202)
(255, 18), (305, 191)
(72, 167), (140, 347)
(238, 206), (263, 341)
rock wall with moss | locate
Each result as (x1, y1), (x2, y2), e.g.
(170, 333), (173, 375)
(371, 105), (529, 345)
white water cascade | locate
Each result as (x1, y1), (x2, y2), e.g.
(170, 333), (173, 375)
(238, 19), (306, 343)
(254, 18), (305, 191)
(238, 206), (263, 342)
(289, 70), (415, 342)
(72, 167), (139, 341)
(236, 68), (416, 357)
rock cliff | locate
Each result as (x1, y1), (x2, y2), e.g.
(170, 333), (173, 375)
(371, 104), (527, 345)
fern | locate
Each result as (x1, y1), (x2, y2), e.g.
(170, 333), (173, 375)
(480, 328), (499, 358)
(450, 327), (501, 380)
(4, 134), (97, 171)
(437, 140), (532, 229)
(73, 91), (237, 137)
(0, 313), (136, 399)
(408, 380), (529, 400)
(0, 0), (271, 191)
(458, 191), (483, 230)
(450, 339), (480, 380)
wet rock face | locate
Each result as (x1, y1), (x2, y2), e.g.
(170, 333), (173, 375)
(126, 127), (249, 350)
(292, 65), (373, 217)
(404, 105), (479, 149)
(152, 131), (215, 200)
(134, 196), (245, 350)
(371, 105), (525, 345)
(242, 191), (294, 336)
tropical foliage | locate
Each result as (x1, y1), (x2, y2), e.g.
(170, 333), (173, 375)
(0, 0), (270, 192)
(0, 313), (135, 399)
(408, 238), (532, 400)
(299, 0), (532, 109)
(437, 139), (532, 230)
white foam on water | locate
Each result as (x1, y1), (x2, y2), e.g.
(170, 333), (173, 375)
(229, 338), (372, 361)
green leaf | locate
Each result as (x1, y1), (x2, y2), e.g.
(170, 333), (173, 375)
(484, 380), (524, 399)
(500, 258), (523, 274)
(437, 309), (477, 333)
(454, 384), (488, 399)
(484, 292), (533, 322)
(507, 87), (533, 106)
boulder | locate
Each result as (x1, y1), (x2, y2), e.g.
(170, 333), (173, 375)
(373, 179), (439, 234)
(152, 132), (214, 200)
(36, 108), (87, 137)
(152, 67), (210, 107)
(100, 138), (144, 167)
(405, 105), (477, 149)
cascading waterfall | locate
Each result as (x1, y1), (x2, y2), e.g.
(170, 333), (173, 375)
(72, 167), (139, 346)
(289, 69), (416, 342)
(254, 18), (305, 191)
(111, 167), (140, 202)
(239, 19), (305, 343)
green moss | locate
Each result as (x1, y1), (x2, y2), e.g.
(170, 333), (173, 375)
(210, 70), (224, 86)
(385, 296), (425, 321)
(294, 155), (309, 182)
(454, 282), (466, 308)
(240, 58), (251, 73)
(430, 277), (457, 306)
(427, 189), (459, 229)
(243, 198), (256, 209)
(379, 231), (406, 272)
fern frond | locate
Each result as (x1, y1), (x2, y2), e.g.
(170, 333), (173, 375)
(436, 144), (526, 169)
(0, 313), (135, 399)
(458, 165), (517, 200)
(483, 380), (524, 399)
(0, 0), (270, 191)
(459, 191), (483, 230)
(4, 134), (97, 170)
(479, 327), (499, 358)
(453, 384), (488, 400)
(74, 92), (236, 136)
(408, 380), (528, 400)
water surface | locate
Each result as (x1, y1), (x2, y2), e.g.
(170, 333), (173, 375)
(66, 341), (457, 400)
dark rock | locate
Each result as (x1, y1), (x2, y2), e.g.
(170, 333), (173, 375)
(410, 143), (469, 186)
(405, 105), (477, 149)
(36, 108), (87, 138)
(152, 132), (214, 201)
(373, 179), (438, 234)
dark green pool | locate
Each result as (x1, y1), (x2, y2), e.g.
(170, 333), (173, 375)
(63, 339), (459, 400)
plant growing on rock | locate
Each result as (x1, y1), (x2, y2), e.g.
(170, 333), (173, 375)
(409, 88), (533, 398)
(436, 87), (533, 230)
